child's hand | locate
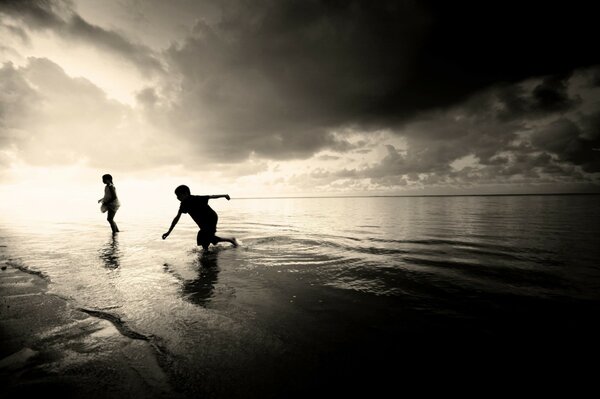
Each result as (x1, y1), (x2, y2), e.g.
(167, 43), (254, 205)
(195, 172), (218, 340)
(225, 195), (230, 200)
(162, 232), (169, 240)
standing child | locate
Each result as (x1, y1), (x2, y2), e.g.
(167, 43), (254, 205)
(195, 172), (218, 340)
(162, 185), (238, 250)
(98, 174), (120, 233)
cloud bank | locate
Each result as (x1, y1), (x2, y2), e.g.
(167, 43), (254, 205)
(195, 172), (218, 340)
(1, 0), (599, 193)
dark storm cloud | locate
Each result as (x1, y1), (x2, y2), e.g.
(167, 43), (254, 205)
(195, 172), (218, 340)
(1, 0), (599, 191)
(579, 110), (600, 141)
(289, 68), (600, 189)
(494, 74), (581, 122)
(593, 70), (600, 88)
(0, 0), (163, 76)
(164, 0), (431, 161)
(531, 118), (600, 173)
(0, 0), (66, 29)
(162, 0), (599, 163)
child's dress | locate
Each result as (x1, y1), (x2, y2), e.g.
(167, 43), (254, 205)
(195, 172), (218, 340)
(100, 184), (121, 213)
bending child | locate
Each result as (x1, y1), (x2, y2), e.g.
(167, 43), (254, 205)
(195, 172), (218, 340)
(162, 185), (238, 250)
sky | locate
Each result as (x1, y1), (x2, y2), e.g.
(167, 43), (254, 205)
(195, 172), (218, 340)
(1, 0), (599, 212)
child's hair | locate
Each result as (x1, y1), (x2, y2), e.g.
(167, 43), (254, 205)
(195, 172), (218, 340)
(102, 174), (113, 183)
(175, 185), (191, 196)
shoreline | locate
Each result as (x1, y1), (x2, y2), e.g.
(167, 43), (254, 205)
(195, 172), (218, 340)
(0, 256), (177, 398)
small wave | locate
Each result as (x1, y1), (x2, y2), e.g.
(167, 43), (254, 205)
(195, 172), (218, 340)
(364, 237), (558, 259)
(402, 256), (567, 290)
(247, 235), (364, 252)
(4, 260), (50, 281)
(244, 235), (414, 271)
(353, 246), (410, 256)
(78, 308), (150, 341)
(454, 246), (563, 266)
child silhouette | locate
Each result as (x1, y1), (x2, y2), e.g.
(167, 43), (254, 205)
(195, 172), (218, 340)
(162, 185), (238, 251)
(98, 174), (120, 233)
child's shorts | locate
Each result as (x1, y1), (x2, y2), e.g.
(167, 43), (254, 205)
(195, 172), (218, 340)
(100, 202), (120, 213)
(197, 229), (218, 248)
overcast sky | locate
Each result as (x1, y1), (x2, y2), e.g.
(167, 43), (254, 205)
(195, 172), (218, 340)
(1, 0), (599, 199)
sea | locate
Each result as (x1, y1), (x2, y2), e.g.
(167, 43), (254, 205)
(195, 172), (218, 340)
(2, 195), (600, 397)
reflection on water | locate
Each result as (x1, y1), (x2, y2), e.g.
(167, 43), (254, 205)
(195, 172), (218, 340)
(163, 252), (220, 307)
(187, 252), (219, 307)
(98, 233), (120, 269)
(161, 250), (221, 308)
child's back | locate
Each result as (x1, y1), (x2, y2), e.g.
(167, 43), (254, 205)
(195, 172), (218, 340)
(162, 185), (238, 251)
(179, 195), (217, 230)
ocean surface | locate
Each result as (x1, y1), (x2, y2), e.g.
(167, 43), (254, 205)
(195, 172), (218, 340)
(2, 195), (600, 396)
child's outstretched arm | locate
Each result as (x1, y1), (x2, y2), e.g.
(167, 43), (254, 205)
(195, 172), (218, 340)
(162, 211), (182, 239)
(208, 194), (231, 200)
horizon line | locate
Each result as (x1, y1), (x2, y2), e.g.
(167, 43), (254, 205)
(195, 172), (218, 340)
(233, 192), (600, 200)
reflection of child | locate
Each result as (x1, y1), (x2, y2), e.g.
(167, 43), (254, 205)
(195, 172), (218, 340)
(98, 174), (120, 233)
(162, 185), (238, 251)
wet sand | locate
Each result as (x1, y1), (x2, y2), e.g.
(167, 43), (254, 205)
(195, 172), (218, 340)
(0, 259), (176, 398)
(2, 243), (597, 398)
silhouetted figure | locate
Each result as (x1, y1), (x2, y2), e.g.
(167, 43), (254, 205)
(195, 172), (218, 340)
(162, 185), (238, 251)
(98, 174), (120, 233)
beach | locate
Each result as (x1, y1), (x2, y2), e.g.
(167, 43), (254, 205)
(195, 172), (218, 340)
(2, 196), (600, 397)
(2, 256), (597, 398)
(0, 258), (176, 398)
(2, 0), (600, 396)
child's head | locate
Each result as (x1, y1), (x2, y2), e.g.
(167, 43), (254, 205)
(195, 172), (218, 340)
(102, 174), (113, 184)
(175, 185), (191, 201)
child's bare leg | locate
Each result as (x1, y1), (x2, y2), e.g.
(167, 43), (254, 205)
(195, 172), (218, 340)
(214, 235), (238, 247)
(107, 210), (119, 233)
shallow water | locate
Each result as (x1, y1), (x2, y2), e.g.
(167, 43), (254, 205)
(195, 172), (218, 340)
(2, 195), (600, 396)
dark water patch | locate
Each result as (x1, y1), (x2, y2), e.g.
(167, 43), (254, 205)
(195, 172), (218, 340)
(323, 261), (452, 298)
(457, 245), (564, 266)
(354, 246), (410, 256)
(403, 256), (568, 292)
(368, 237), (558, 257)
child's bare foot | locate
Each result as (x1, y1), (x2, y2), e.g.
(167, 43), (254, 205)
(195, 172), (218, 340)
(232, 238), (239, 247)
